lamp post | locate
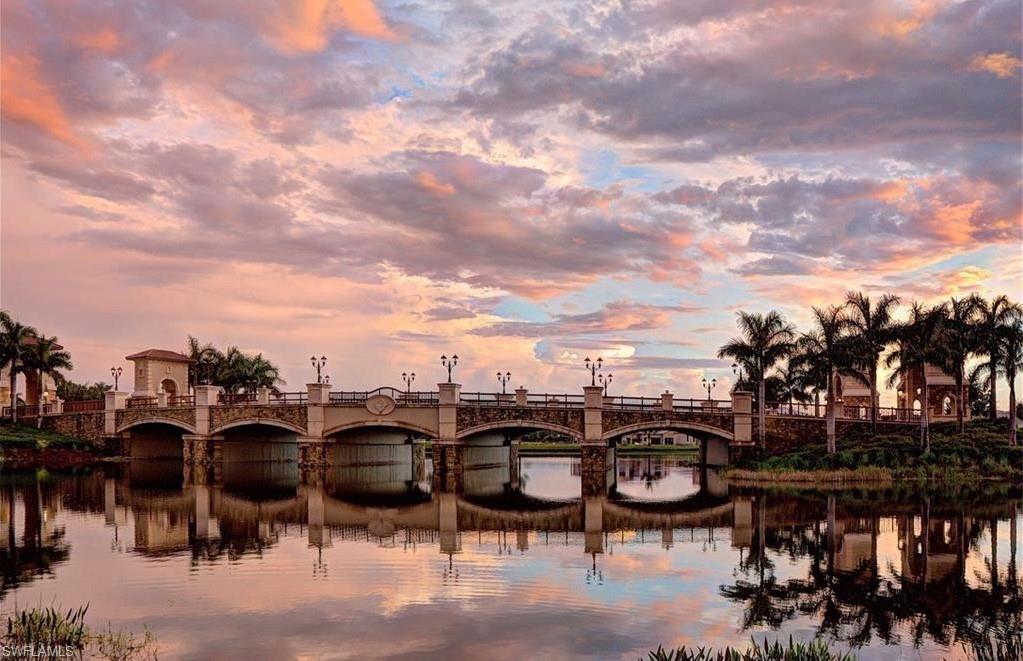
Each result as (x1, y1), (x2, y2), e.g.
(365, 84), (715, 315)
(732, 363), (745, 385)
(702, 377), (717, 400)
(496, 371), (511, 394)
(110, 366), (122, 391)
(199, 354), (216, 386)
(584, 357), (603, 386)
(402, 372), (416, 392)
(441, 354), (458, 383)
(598, 373), (613, 396)
(310, 356), (327, 384)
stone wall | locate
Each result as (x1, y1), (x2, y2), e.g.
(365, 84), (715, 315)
(209, 404), (307, 433)
(456, 406), (583, 437)
(41, 412), (105, 444)
(116, 406), (196, 431)
(753, 416), (919, 454)
(602, 409), (732, 436)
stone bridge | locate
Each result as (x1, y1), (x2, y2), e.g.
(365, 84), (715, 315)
(41, 381), (919, 494)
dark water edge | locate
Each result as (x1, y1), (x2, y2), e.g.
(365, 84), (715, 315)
(0, 456), (1019, 660)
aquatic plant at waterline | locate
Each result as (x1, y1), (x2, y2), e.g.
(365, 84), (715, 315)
(645, 637), (854, 661)
(2, 604), (158, 660)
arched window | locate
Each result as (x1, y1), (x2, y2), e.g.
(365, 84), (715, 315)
(160, 379), (178, 396)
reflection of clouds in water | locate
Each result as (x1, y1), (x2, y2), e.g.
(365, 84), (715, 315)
(519, 457), (581, 500)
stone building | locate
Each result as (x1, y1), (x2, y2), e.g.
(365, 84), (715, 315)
(895, 363), (969, 422)
(125, 349), (191, 397)
(0, 336), (63, 407)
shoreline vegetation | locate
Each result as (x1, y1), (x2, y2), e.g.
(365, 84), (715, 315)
(726, 419), (1022, 484)
(2, 605), (158, 661)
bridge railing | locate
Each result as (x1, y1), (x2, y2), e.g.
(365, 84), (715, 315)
(62, 399), (105, 413)
(219, 392), (257, 405)
(673, 398), (732, 413)
(271, 391), (308, 405)
(767, 401), (823, 417)
(169, 394), (195, 406)
(525, 393), (584, 408)
(459, 392), (515, 406)
(330, 388), (437, 406)
(603, 395), (662, 410)
(766, 401), (921, 422)
(1, 404), (46, 418)
(126, 396), (158, 409)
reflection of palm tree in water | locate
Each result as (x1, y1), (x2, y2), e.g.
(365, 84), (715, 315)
(719, 491), (1023, 653)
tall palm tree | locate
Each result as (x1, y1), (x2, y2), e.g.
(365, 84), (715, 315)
(242, 354), (284, 392)
(718, 311), (796, 449)
(939, 297), (981, 433)
(22, 336), (72, 428)
(844, 292), (900, 432)
(1002, 318), (1022, 446)
(975, 296), (1022, 420)
(0, 312), (39, 423)
(790, 306), (855, 453)
(885, 302), (948, 452)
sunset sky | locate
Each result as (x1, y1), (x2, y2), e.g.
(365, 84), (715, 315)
(1, 0), (1021, 401)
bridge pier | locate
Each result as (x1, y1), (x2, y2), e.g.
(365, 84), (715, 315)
(432, 382), (464, 492)
(183, 434), (223, 466)
(580, 386), (611, 496)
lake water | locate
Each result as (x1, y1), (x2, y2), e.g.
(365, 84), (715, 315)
(0, 455), (1019, 660)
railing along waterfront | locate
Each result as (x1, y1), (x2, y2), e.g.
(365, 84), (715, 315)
(62, 399), (105, 413)
(767, 401), (920, 422)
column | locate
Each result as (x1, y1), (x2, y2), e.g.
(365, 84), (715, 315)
(731, 390), (754, 461)
(433, 383), (464, 492)
(515, 388), (528, 407)
(104, 390), (128, 435)
(661, 390), (673, 412)
(299, 382), (333, 468)
(580, 385), (608, 497)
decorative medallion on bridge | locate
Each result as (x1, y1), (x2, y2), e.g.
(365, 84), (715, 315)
(365, 394), (396, 416)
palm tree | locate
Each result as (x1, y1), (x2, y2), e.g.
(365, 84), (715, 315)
(185, 335), (220, 392)
(1002, 318), (1022, 446)
(771, 363), (813, 408)
(22, 336), (72, 429)
(0, 312), (39, 423)
(790, 306), (856, 453)
(885, 302), (948, 452)
(975, 296), (1022, 421)
(718, 311), (796, 449)
(938, 297), (981, 433)
(844, 292), (900, 432)
(242, 354), (284, 392)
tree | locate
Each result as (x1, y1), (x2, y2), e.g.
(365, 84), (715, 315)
(885, 303), (948, 452)
(22, 335), (72, 428)
(790, 306), (856, 453)
(56, 380), (112, 402)
(1002, 318), (1022, 446)
(937, 297), (982, 432)
(967, 364), (992, 419)
(844, 292), (900, 432)
(975, 296), (1021, 421)
(0, 312), (39, 423)
(185, 335), (220, 392)
(718, 311), (796, 450)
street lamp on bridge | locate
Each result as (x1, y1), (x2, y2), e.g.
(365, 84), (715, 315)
(583, 357), (603, 386)
(702, 377), (717, 400)
(110, 366), (122, 391)
(310, 356), (327, 384)
(440, 354), (458, 383)
(598, 373), (613, 396)
(496, 371), (511, 394)
(402, 371), (416, 392)
(731, 363), (745, 385)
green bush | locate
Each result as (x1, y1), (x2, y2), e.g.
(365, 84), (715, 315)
(645, 637), (854, 661)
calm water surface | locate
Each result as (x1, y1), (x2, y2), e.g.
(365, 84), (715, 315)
(1, 455), (1019, 660)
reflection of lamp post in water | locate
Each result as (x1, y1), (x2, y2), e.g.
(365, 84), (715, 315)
(313, 545), (327, 578)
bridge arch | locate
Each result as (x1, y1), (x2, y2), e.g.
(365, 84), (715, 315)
(323, 420), (437, 439)
(457, 420), (583, 442)
(601, 420), (732, 442)
(117, 418), (197, 435)
(210, 419), (307, 436)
